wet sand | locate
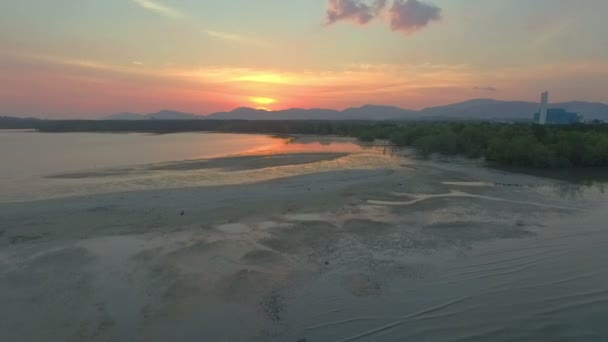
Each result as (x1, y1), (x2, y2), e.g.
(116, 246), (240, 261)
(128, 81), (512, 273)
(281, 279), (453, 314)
(1, 141), (608, 341)
(48, 153), (351, 178)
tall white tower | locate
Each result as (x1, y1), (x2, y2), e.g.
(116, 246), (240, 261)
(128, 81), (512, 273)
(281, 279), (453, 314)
(539, 91), (549, 125)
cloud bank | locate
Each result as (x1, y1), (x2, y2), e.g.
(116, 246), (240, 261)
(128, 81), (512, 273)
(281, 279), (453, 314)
(326, 0), (387, 25)
(326, 0), (441, 35)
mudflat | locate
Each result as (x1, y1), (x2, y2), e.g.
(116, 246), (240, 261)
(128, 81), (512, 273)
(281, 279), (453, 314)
(1, 138), (607, 341)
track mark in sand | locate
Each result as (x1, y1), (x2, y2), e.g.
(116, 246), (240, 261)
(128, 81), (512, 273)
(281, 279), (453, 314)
(535, 228), (608, 244)
(441, 252), (568, 284)
(403, 296), (470, 319)
(320, 308), (344, 315)
(537, 296), (608, 316)
(337, 320), (404, 342)
(478, 244), (567, 257)
(338, 296), (469, 341)
(486, 271), (607, 297)
(450, 249), (563, 271)
(414, 310), (461, 321)
(535, 288), (608, 307)
(305, 317), (379, 330)
(529, 270), (607, 289)
(545, 271), (608, 287)
(368, 190), (581, 211)
(446, 250), (566, 279)
(448, 261), (540, 279)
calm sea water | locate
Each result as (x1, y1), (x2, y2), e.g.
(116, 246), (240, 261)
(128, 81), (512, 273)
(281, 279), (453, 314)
(0, 130), (287, 178)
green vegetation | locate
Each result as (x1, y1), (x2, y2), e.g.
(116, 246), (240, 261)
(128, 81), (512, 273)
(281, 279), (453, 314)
(353, 122), (608, 169)
(2, 116), (607, 169)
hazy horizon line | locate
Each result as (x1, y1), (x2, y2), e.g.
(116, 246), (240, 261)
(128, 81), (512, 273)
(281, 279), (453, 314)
(2, 97), (607, 120)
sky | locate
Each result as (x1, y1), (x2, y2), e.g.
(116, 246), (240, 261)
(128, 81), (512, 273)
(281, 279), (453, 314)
(0, 0), (607, 118)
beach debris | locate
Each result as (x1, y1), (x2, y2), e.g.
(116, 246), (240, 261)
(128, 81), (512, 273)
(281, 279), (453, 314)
(324, 261), (330, 265)
(297, 339), (308, 342)
(180, 210), (185, 216)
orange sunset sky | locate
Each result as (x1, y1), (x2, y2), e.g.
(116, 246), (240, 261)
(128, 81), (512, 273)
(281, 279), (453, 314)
(1, 0), (607, 118)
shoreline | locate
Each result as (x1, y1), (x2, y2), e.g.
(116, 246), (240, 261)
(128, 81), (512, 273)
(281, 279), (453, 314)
(0, 133), (397, 204)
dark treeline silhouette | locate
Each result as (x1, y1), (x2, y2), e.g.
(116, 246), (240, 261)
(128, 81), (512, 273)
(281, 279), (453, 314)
(2, 117), (607, 169)
(356, 122), (608, 168)
(0, 116), (41, 129)
(3, 118), (372, 135)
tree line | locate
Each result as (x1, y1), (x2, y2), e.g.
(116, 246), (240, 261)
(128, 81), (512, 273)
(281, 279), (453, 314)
(355, 122), (608, 168)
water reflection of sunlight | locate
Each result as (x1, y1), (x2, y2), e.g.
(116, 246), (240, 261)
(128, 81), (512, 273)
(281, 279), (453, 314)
(239, 137), (369, 156)
(1, 133), (403, 203)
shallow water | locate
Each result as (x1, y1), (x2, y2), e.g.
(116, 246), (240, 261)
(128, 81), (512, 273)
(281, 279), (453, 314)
(0, 131), (279, 177)
(0, 131), (387, 202)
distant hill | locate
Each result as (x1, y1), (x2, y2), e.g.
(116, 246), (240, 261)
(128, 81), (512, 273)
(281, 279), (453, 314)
(101, 99), (608, 121)
(341, 105), (420, 120)
(105, 110), (202, 120)
(107, 105), (421, 121)
(421, 99), (608, 121)
(105, 112), (146, 120)
(204, 106), (417, 120)
(555, 101), (608, 121)
(421, 99), (539, 120)
(205, 107), (293, 120)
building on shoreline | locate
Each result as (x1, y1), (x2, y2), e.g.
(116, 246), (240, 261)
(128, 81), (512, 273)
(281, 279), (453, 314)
(534, 108), (581, 125)
(539, 91), (549, 124)
(534, 91), (582, 125)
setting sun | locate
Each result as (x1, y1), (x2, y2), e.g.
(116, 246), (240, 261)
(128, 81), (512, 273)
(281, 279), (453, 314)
(249, 97), (277, 106)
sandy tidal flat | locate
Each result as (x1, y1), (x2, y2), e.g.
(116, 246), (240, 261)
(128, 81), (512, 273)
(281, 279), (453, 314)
(1, 139), (608, 341)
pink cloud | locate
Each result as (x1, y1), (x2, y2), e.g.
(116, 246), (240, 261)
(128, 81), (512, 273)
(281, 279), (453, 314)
(326, 0), (387, 25)
(389, 0), (442, 34)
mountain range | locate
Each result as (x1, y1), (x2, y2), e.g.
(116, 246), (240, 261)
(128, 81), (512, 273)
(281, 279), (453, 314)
(105, 99), (608, 122)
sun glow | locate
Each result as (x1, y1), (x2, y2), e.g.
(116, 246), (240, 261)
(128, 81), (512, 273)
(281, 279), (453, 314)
(250, 97), (277, 105)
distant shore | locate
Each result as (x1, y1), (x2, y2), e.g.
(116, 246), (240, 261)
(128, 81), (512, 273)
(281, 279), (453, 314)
(2, 117), (608, 169)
